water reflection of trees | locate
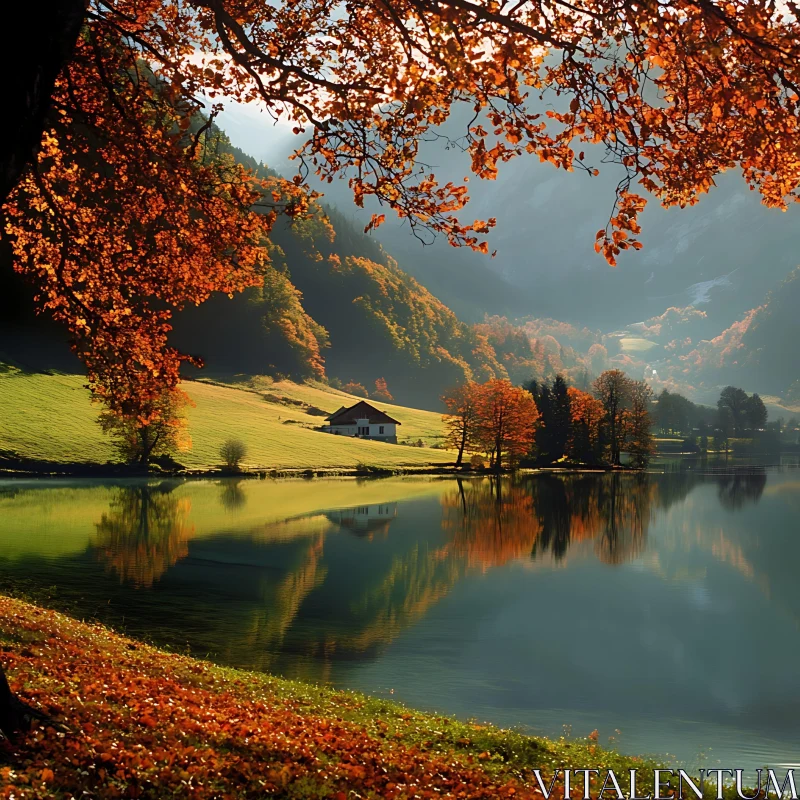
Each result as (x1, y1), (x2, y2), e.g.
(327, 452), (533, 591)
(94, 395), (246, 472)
(591, 475), (653, 564)
(341, 544), (462, 652)
(235, 468), (774, 681)
(241, 535), (328, 673)
(444, 474), (656, 568)
(236, 536), (463, 679)
(441, 468), (769, 569)
(218, 479), (247, 512)
(657, 459), (768, 511)
(94, 482), (195, 587)
(82, 467), (773, 682)
(716, 471), (767, 510)
(442, 479), (541, 569)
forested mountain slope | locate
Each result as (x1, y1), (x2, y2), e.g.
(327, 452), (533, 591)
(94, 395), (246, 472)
(1, 132), (571, 408)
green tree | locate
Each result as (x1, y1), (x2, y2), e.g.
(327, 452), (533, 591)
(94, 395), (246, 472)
(717, 406), (733, 451)
(220, 439), (248, 471)
(654, 389), (691, 434)
(528, 380), (553, 462)
(746, 393), (768, 431)
(718, 386), (749, 436)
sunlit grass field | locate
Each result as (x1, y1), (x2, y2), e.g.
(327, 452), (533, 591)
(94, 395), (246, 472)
(0, 368), (452, 470)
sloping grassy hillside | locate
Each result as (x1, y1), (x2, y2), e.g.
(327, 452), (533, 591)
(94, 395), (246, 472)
(0, 369), (452, 470)
(215, 376), (447, 444)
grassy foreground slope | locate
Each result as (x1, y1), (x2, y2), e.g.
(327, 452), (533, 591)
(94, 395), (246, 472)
(0, 594), (664, 800)
(0, 370), (451, 470)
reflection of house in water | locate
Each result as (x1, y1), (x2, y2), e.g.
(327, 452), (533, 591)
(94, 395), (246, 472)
(326, 503), (398, 538)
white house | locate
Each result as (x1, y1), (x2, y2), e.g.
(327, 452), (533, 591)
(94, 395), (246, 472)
(321, 401), (401, 443)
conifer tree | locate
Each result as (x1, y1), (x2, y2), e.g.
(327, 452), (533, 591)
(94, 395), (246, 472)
(549, 375), (572, 463)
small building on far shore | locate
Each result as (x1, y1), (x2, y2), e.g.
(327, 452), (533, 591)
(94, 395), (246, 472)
(321, 401), (401, 443)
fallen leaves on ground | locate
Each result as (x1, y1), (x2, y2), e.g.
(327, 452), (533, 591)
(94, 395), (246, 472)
(0, 596), (548, 799)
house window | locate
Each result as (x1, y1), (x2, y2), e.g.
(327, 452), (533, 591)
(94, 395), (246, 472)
(379, 426), (385, 435)
(358, 426), (369, 436)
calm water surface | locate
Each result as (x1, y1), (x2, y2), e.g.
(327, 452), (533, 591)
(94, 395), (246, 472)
(2, 466), (800, 771)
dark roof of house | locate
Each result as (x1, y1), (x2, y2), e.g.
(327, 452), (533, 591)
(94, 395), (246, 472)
(326, 400), (401, 426)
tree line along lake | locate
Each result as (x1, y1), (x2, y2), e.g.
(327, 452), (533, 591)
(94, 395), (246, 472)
(2, 462), (800, 773)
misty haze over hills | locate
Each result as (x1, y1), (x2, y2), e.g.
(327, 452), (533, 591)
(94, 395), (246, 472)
(220, 99), (800, 338)
(208, 97), (800, 406)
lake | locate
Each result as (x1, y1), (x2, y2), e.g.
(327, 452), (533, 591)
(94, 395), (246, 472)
(1, 466), (800, 771)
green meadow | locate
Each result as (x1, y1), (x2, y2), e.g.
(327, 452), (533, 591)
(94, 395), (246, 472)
(0, 369), (453, 470)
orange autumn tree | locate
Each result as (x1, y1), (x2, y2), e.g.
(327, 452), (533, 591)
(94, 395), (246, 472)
(475, 379), (539, 471)
(98, 389), (193, 468)
(566, 386), (605, 464)
(3, 29), (305, 438)
(372, 377), (394, 402)
(442, 480), (541, 570)
(342, 380), (369, 398)
(94, 485), (196, 588)
(442, 381), (482, 467)
(6, 0), (800, 425)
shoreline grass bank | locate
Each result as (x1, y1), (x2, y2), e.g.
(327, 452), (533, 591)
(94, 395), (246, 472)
(0, 595), (675, 800)
(0, 461), (642, 480)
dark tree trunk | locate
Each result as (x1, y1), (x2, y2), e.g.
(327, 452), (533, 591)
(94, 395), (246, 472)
(0, 0), (86, 737)
(0, 664), (58, 742)
(1, 4), (86, 724)
(0, 664), (13, 738)
(456, 422), (467, 467)
(1, 0), (87, 204)
(494, 431), (503, 473)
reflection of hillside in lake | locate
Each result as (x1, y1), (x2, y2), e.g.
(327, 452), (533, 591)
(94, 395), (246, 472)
(0, 469), (796, 768)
